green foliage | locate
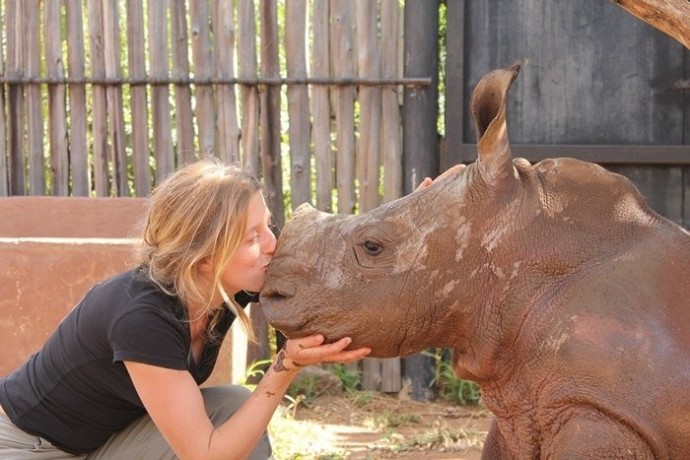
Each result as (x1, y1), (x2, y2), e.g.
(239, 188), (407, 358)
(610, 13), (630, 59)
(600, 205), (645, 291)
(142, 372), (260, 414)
(350, 391), (374, 408)
(286, 371), (321, 406)
(240, 358), (273, 388)
(437, 0), (447, 136)
(380, 411), (421, 428)
(330, 363), (361, 394)
(428, 349), (482, 406)
(286, 363), (366, 408)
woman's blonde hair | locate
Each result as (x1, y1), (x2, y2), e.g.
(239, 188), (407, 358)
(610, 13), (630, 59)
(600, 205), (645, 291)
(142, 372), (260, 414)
(136, 157), (263, 340)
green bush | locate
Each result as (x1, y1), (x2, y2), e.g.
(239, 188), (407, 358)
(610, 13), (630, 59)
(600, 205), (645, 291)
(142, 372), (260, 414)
(429, 349), (482, 406)
(330, 363), (361, 394)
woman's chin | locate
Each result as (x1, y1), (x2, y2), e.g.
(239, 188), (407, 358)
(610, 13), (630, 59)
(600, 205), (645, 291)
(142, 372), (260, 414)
(243, 281), (264, 294)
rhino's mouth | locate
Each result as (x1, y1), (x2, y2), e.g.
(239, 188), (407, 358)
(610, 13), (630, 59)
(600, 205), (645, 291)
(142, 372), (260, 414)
(259, 284), (317, 338)
(260, 289), (352, 347)
(260, 283), (296, 300)
(258, 288), (291, 322)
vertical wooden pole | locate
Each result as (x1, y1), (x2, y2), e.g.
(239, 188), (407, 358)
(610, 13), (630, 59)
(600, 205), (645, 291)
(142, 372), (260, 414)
(25, 0), (43, 195)
(45, 1), (69, 196)
(88, 0), (109, 196)
(170, 1), (195, 167)
(126, 0), (151, 195)
(213, 0), (241, 165)
(103, 0), (127, 196)
(403, 1), (440, 191)
(355, 0), (381, 210)
(259, 0), (284, 230)
(6, 0), (24, 196)
(65, 0), (89, 196)
(311, 0), (333, 212)
(443, 0), (466, 171)
(189, 0), (216, 157)
(331, 0), (356, 215)
(402, 0), (440, 401)
(238, 0), (260, 176)
(286, 0), (311, 209)
(148, 0), (173, 182)
(381, 0), (402, 204)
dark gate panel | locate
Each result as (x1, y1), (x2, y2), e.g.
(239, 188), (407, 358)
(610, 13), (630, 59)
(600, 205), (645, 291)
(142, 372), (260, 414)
(443, 0), (690, 227)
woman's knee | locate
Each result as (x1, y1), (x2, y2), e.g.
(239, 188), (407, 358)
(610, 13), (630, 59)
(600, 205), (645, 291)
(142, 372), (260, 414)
(201, 385), (252, 424)
(201, 385), (272, 459)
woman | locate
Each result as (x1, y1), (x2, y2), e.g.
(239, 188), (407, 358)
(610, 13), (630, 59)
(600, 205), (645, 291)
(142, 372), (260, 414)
(0, 157), (371, 459)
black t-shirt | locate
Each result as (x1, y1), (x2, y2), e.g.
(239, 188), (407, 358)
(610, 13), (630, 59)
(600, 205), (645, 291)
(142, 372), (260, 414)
(0, 268), (255, 454)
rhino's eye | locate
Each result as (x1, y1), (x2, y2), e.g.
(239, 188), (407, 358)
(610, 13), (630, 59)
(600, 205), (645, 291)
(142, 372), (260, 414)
(363, 240), (382, 255)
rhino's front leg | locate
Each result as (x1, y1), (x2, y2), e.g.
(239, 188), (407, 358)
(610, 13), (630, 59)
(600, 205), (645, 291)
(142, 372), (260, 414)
(547, 414), (656, 459)
(481, 414), (658, 459)
(481, 418), (513, 460)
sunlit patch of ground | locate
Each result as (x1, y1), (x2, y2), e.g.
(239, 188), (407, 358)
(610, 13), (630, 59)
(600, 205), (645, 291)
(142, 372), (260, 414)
(268, 394), (491, 460)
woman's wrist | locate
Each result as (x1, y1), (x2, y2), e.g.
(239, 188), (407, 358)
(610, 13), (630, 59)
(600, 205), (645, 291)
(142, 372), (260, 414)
(272, 347), (304, 373)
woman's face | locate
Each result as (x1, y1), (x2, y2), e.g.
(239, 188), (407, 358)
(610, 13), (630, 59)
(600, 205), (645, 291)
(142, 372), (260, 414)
(220, 191), (277, 295)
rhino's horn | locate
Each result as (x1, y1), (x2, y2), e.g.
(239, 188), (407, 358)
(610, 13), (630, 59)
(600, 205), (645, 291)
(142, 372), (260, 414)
(470, 62), (521, 183)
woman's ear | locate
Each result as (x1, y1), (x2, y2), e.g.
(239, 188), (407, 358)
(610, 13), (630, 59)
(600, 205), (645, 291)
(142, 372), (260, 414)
(197, 257), (213, 275)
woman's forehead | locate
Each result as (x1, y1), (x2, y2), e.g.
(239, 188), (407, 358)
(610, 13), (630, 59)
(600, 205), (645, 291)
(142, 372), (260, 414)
(245, 192), (270, 224)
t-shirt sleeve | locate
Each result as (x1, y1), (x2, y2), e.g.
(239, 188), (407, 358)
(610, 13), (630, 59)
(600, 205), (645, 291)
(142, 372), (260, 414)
(109, 308), (189, 370)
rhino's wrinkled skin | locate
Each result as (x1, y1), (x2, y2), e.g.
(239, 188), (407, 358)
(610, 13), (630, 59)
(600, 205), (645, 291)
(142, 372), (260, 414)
(260, 64), (690, 458)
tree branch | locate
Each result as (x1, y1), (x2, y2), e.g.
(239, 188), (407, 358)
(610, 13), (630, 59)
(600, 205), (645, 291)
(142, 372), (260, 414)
(612, 0), (690, 49)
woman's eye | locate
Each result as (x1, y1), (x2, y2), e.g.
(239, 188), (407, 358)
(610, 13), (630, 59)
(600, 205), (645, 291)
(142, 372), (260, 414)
(363, 240), (382, 255)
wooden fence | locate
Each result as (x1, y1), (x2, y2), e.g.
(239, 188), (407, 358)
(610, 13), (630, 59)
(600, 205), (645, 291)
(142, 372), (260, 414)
(0, 0), (441, 394)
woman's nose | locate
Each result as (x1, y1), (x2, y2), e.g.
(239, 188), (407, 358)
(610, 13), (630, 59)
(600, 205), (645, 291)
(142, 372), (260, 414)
(264, 228), (277, 255)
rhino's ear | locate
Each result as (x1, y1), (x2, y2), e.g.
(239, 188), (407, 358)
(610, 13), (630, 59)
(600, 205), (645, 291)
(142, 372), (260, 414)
(470, 62), (521, 184)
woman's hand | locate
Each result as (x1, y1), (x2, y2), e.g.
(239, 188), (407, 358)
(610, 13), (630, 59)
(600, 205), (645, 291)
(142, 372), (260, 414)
(415, 176), (434, 191)
(273, 334), (371, 373)
(414, 164), (467, 191)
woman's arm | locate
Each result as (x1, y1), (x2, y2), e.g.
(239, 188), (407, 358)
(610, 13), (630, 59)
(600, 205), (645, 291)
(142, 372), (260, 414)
(125, 334), (370, 460)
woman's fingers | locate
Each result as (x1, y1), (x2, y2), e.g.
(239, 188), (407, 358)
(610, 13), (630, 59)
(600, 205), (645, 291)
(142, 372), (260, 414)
(414, 164), (467, 192)
(415, 177), (433, 191)
(285, 336), (371, 366)
(294, 337), (351, 361)
(436, 163), (465, 181)
(326, 347), (372, 364)
(289, 334), (325, 349)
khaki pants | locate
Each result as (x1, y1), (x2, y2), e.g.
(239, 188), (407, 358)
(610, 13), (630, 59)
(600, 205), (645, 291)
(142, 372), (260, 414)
(0, 385), (272, 459)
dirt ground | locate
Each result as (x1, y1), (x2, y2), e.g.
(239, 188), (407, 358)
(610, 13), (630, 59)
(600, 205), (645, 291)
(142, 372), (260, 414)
(271, 391), (493, 459)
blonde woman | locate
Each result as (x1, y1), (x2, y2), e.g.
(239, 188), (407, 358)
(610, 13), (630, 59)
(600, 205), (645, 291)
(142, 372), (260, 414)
(0, 157), (371, 459)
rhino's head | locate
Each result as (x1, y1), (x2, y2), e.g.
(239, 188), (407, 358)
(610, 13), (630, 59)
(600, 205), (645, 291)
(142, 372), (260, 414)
(260, 62), (653, 365)
(260, 165), (476, 357)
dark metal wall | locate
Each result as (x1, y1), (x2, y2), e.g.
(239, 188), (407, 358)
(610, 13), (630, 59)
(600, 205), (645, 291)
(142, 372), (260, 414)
(442, 0), (690, 227)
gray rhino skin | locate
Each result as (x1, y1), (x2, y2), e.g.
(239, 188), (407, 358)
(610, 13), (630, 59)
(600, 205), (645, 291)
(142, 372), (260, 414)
(260, 64), (690, 459)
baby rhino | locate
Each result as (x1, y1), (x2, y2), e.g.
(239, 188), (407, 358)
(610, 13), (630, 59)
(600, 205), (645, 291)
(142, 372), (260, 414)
(260, 64), (690, 459)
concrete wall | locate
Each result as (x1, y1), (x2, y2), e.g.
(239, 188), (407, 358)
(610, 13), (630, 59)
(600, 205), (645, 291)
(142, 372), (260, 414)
(0, 197), (235, 386)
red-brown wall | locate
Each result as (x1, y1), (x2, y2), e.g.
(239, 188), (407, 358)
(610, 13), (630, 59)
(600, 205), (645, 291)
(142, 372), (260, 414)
(0, 197), (234, 386)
